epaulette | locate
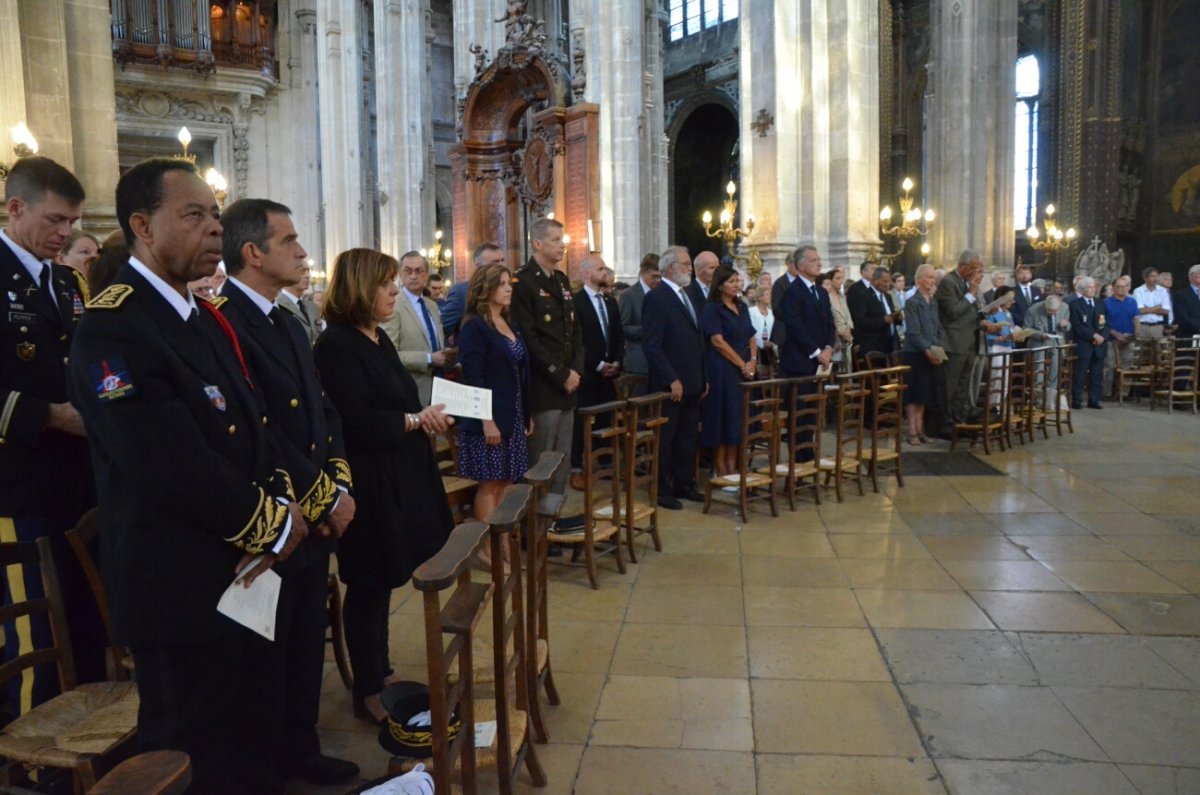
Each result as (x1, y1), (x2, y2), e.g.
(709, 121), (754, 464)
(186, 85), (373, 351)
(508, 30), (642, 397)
(85, 284), (133, 310)
(70, 268), (91, 303)
(208, 295), (229, 309)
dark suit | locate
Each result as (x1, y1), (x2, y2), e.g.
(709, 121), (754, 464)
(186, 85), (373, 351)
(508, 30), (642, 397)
(642, 282), (706, 494)
(276, 291), (322, 346)
(619, 281), (650, 377)
(935, 269), (984, 427)
(456, 316), (532, 438)
(0, 237), (101, 711)
(440, 280), (470, 343)
(685, 279), (711, 312)
(1012, 283), (1043, 327)
(770, 272), (797, 348)
(848, 284), (899, 361)
(779, 277), (836, 462)
(69, 263), (293, 793)
(218, 280), (351, 776)
(571, 288), (624, 469)
(1069, 295), (1109, 407)
(1174, 286), (1200, 339)
(845, 277), (871, 310)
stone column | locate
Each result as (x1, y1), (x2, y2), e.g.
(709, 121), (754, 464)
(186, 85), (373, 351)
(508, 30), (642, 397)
(740, 0), (881, 276)
(16, 0), (73, 169)
(925, 0), (1017, 270)
(375, 0), (431, 258)
(64, 0), (120, 227)
(317, 0), (366, 264)
(452, 0), (504, 92)
(642, 2), (669, 259)
(0, 0), (28, 154)
(280, 2), (323, 259)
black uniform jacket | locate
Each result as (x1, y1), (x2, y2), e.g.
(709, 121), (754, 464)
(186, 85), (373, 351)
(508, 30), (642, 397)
(68, 263), (292, 647)
(510, 258), (585, 411)
(0, 241), (94, 526)
(217, 282), (351, 570)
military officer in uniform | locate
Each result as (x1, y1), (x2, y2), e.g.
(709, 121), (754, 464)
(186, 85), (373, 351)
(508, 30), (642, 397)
(217, 198), (359, 786)
(69, 158), (304, 794)
(0, 155), (102, 715)
(510, 217), (583, 513)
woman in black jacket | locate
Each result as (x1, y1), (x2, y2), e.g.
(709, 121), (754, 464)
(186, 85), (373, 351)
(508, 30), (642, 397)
(312, 248), (455, 725)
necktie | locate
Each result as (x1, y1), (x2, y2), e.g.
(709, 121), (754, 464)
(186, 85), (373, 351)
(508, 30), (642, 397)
(296, 299), (312, 326)
(418, 298), (440, 352)
(595, 293), (609, 347)
(269, 306), (298, 351)
(1023, 285), (1031, 303)
(680, 289), (697, 326)
(37, 264), (59, 318)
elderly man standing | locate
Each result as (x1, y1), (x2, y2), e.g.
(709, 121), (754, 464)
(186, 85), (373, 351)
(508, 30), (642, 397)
(686, 249), (720, 305)
(1175, 264), (1200, 338)
(511, 218), (584, 514)
(276, 260), (322, 346)
(935, 250), (989, 433)
(1103, 275), (1138, 400)
(381, 252), (456, 406)
(642, 246), (706, 509)
(1069, 276), (1109, 409)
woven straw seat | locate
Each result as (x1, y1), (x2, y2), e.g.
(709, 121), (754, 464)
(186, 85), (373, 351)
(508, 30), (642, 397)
(0, 682), (138, 767)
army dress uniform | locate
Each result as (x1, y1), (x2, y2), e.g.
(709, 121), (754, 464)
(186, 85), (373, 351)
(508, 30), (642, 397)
(0, 229), (101, 715)
(509, 257), (584, 501)
(218, 277), (352, 777)
(68, 259), (296, 794)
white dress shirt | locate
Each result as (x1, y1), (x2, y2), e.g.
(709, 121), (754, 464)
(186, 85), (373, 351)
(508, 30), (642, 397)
(1133, 284), (1171, 325)
(1, 228), (59, 309)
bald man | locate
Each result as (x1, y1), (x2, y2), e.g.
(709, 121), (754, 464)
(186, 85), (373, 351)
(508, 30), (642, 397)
(570, 256), (624, 480)
(685, 250), (720, 307)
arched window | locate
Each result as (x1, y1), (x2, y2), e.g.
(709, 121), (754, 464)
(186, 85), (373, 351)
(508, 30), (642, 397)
(1014, 54), (1040, 231)
(669, 0), (739, 43)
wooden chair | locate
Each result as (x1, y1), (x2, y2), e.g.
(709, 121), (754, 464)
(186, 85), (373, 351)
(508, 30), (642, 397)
(862, 366), (908, 493)
(549, 400), (626, 589)
(88, 750), (191, 795)
(62, 510), (130, 683)
(1003, 349), (1032, 447)
(704, 379), (781, 522)
(820, 373), (866, 503)
(1026, 344), (1055, 441)
(0, 537), (139, 794)
(760, 376), (828, 510)
(951, 354), (1007, 454)
(398, 520), (491, 794)
(1151, 338), (1199, 414)
(1044, 343), (1076, 436)
(519, 453), (564, 743)
(1116, 338), (1157, 405)
(614, 374), (647, 400)
(621, 393), (669, 563)
(325, 574), (353, 690)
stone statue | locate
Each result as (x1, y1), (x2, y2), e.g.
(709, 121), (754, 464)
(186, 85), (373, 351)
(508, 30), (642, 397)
(496, 1), (529, 45)
(1074, 238), (1125, 287)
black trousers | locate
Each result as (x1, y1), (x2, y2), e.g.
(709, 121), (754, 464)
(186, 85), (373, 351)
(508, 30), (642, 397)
(1073, 339), (1106, 405)
(659, 393), (702, 494)
(133, 632), (279, 794)
(342, 582), (392, 703)
(271, 554), (331, 773)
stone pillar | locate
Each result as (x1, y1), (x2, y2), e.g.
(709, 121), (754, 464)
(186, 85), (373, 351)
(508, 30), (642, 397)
(0, 0), (28, 151)
(317, 0), (366, 264)
(740, 0), (881, 276)
(375, 0), (431, 258)
(64, 0), (120, 227)
(17, 0), (73, 169)
(452, 0), (504, 92)
(285, 3), (323, 259)
(925, 0), (1017, 270)
(643, 2), (669, 259)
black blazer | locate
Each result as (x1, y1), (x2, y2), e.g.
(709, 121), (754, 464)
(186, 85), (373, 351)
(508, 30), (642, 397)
(618, 282), (649, 375)
(1069, 296), (1109, 344)
(510, 259), (585, 412)
(1174, 286), (1200, 339)
(456, 315), (532, 437)
(1011, 283), (1043, 327)
(779, 276), (836, 376)
(0, 240), (93, 525)
(642, 283), (706, 397)
(218, 282), (349, 567)
(849, 284), (898, 356)
(684, 279), (709, 313)
(68, 264), (292, 647)
(573, 289), (625, 373)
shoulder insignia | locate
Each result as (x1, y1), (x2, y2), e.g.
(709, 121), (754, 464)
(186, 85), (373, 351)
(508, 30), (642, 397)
(209, 296), (229, 309)
(71, 268), (92, 303)
(86, 284), (133, 310)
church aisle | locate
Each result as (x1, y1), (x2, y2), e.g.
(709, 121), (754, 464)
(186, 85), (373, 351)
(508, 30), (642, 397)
(297, 403), (1200, 794)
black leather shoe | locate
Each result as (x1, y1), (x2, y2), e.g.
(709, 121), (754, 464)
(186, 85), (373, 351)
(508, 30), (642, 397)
(296, 754), (360, 785)
(676, 487), (705, 502)
(1087, 402), (1103, 409)
(657, 495), (683, 510)
(1070, 402), (1082, 410)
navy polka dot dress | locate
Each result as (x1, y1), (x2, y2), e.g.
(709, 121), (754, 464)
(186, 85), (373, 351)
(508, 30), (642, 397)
(457, 336), (529, 481)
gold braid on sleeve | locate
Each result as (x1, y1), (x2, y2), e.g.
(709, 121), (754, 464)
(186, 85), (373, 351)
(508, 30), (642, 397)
(300, 471), (338, 524)
(224, 489), (287, 555)
(329, 458), (353, 490)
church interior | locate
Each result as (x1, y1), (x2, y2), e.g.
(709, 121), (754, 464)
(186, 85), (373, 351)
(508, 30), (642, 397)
(2, 0), (1200, 793)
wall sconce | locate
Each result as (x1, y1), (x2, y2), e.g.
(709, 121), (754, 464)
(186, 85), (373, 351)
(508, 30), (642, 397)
(177, 126), (195, 163)
(0, 123), (39, 182)
(701, 181), (762, 279)
(879, 177), (934, 265)
(204, 167), (228, 208)
(420, 229), (452, 274)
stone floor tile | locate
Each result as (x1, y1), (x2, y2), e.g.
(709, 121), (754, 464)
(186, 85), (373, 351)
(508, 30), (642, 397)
(889, 490), (978, 513)
(624, 584), (746, 625)
(984, 513), (1091, 536)
(741, 555), (850, 588)
(818, 510), (912, 534)
(652, 526), (741, 555)
(902, 683), (1107, 761)
(856, 589), (996, 630)
(1067, 512), (1179, 536)
(547, 620), (622, 673)
(751, 679), (923, 756)
(748, 626), (891, 681)
(828, 532), (934, 559)
(941, 559), (1071, 591)
(632, 551), (742, 585)
(1101, 534), (1200, 562)
(609, 623), (748, 678)
(1052, 686), (1200, 766)
(1143, 637), (1200, 688)
(958, 490), (1059, 513)
(1040, 560), (1187, 594)
(839, 558), (963, 590)
(1016, 633), (1195, 689)
(1006, 535), (1131, 561)
(876, 629), (1039, 685)
(1145, 561), (1200, 594)
(537, 672), (607, 744)
(572, 747), (754, 795)
(1082, 592), (1200, 635)
(921, 535), (1033, 561)
(743, 585), (867, 627)
(972, 591), (1126, 633)
(756, 754), (945, 795)
(546, 581), (633, 623)
(736, 528), (837, 558)
(591, 675), (754, 751)
(902, 512), (1001, 536)
(938, 760), (1138, 795)
(1118, 764), (1200, 795)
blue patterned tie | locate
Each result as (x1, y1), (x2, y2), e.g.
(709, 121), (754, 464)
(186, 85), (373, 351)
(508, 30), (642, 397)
(419, 298), (440, 352)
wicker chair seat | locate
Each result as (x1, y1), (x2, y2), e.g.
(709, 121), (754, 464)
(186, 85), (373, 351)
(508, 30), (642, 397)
(590, 501), (655, 524)
(0, 682), (138, 766)
(758, 462), (819, 478)
(818, 456), (859, 472)
(549, 521), (620, 545)
(709, 472), (773, 488)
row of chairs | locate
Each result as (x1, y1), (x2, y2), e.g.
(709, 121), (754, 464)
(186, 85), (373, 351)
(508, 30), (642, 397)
(1115, 336), (1200, 414)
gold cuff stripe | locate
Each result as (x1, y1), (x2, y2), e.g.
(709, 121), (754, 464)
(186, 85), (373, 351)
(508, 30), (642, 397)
(301, 471), (337, 524)
(223, 490), (286, 555)
(0, 392), (19, 437)
(225, 489), (266, 545)
(275, 468), (296, 502)
(329, 458), (353, 489)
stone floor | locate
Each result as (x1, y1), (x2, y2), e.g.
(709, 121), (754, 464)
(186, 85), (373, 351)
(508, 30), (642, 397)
(292, 403), (1200, 795)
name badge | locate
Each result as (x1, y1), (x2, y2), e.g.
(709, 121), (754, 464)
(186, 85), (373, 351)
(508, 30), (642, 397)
(8, 311), (37, 326)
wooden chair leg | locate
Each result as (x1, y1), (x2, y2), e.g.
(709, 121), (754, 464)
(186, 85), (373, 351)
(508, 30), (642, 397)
(612, 526), (627, 575)
(702, 480), (713, 514)
(583, 531), (599, 590)
(328, 575), (353, 690)
(523, 738), (548, 788)
(528, 681), (549, 744)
